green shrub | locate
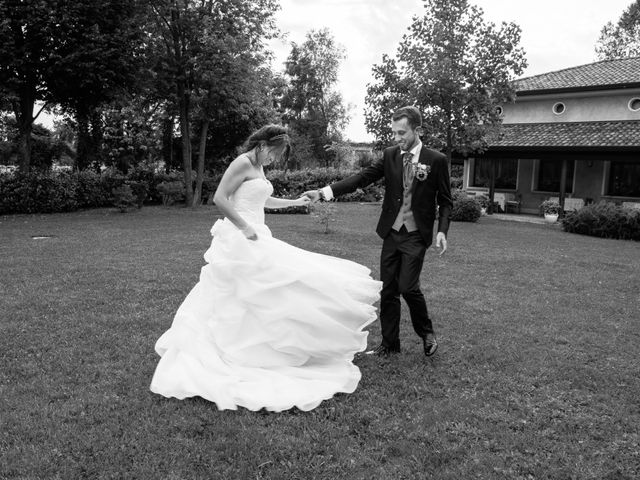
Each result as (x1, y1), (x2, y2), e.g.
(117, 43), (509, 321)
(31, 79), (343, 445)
(126, 180), (149, 208)
(540, 199), (561, 215)
(0, 171), (78, 214)
(451, 190), (482, 222)
(561, 202), (640, 240)
(112, 184), (137, 212)
(76, 170), (112, 209)
(475, 194), (490, 210)
(311, 202), (337, 233)
(450, 176), (463, 190)
(157, 180), (185, 206)
(128, 167), (184, 205)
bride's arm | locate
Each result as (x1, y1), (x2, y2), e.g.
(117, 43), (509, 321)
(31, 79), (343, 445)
(213, 157), (256, 238)
(264, 196), (310, 209)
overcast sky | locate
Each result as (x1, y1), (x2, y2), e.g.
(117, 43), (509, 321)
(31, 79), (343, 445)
(270, 0), (634, 141)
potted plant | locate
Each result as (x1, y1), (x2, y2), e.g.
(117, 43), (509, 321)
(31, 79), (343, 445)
(476, 194), (490, 215)
(540, 199), (561, 223)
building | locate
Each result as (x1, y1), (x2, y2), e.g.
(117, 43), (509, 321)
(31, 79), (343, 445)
(462, 57), (640, 214)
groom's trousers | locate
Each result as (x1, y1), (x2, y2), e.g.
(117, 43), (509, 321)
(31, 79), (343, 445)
(379, 225), (433, 351)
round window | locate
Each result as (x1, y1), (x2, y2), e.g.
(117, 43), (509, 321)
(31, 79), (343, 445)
(628, 98), (640, 112)
(495, 106), (504, 116)
(552, 102), (565, 115)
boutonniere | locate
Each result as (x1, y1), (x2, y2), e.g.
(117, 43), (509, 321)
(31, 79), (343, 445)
(413, 162), (430, 181)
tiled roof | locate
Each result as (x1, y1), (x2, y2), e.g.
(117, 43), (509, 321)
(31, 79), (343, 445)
(488, 121), (640, 148)
(513, 57), (640, 93)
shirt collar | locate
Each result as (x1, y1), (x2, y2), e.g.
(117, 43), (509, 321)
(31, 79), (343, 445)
(401, 141), (422, 163)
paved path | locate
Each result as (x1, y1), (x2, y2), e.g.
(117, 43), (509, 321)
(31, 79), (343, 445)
(487, 213), (551, 225)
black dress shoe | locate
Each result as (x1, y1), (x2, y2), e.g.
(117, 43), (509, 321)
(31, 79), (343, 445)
(423, 333), (438, 357)
(367, 344), (400, 357)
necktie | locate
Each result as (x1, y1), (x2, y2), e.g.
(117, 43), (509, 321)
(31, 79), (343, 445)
(402, 152), (414, 188)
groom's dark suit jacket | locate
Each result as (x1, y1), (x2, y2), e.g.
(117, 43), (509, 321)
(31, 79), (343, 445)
(330, 144), (453, 247)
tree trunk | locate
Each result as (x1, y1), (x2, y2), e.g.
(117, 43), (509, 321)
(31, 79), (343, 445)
(17, 124), (33, 173)
(90, 110), (104, 172)
(192, 119), (209, 207)
(75, 111), (92, 171)
(487, 158), (497, 215)
(446, 118), (453, 176)
(558, 159), (568, 219)
(178, 80), (193, 206)
(14, 93), (36, 173)
(162, 116), (174, 173)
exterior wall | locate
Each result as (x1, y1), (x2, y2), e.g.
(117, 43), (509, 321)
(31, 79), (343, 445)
(501, 88), (640, 124)
(463, 158), (622, 214)
(464, 84), (640, 213)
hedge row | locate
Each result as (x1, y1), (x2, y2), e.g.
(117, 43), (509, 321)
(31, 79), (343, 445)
(0, 168), (381, 215)
(0, 166), (468, 217)
(562, 202), (640, 241)
(0, 169), (198, 214)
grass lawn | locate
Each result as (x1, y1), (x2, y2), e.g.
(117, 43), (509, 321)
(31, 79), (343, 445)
(1, 203), (639, 479)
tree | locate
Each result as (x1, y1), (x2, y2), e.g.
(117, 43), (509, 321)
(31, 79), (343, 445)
(0, 0), (58, 171)
(149, 0), (280, 206)
(282, 29), (349, 168)
(595, 0), (640, 59)
(48, 0), (147, 171)
(364, 0), (527, 161)
(0, 0), (145, 172)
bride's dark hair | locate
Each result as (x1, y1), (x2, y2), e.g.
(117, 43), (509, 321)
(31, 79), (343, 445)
(243, 124), (290, 162)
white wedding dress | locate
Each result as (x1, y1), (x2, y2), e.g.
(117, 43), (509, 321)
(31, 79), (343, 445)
(150, 178), (382, 411)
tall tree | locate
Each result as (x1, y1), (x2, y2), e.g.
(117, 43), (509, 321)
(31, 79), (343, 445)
(149, 0), (280, 206)
(0, 0), (145, 172)
(595, 0), (640, 59)
(364, 0), (527, 160)
(282, 29), (349, 168)
(48, 0), (147, 171)
(0, 0), (58, 171)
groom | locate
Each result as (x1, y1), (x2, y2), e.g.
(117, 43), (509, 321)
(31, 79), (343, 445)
(304, 106), (453, 357)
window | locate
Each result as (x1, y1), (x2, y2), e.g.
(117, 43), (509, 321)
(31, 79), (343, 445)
(472, 158), (518, 189)
(537, 159), (574, 193)
(552, 102), (566, 115)
(608, 161), (640, 197)
(629, 98), (640, 112)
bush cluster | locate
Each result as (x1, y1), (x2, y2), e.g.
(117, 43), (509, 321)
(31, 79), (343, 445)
(1, 165), (466, 215)
(561, 202), (640, 241)
(450, 189), (482, 222)
(0, 169), (176, 214)
(0, 171), (81, 214)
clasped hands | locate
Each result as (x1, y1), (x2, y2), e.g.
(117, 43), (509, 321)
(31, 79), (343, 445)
(301, 190), (321, 203)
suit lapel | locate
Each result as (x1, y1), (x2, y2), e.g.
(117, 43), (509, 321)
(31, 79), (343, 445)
(412, 146), (433, 193)
(391, 147), (403, 186)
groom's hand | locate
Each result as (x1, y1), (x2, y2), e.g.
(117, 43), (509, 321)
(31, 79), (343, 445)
(302, 190), (321, 203)
(436, 232), (447, 256)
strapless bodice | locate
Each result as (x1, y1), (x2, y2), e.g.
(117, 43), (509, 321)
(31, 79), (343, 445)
(231, 178), (273, 225)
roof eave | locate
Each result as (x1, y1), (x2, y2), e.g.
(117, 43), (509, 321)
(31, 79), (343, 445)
(465, 145), (640, 160)
(515, 82), (640, 96)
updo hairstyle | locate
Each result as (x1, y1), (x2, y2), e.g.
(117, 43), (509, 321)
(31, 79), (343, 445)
(243, 124), (290, 152)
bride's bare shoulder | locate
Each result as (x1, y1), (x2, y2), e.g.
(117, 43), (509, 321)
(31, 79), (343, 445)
(224, 154), (253, 177)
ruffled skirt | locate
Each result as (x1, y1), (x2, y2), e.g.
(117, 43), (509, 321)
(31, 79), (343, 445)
(150, 219), (382, 411)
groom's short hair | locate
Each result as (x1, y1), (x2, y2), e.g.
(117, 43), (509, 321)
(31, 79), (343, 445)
(392, 106), (422, 129)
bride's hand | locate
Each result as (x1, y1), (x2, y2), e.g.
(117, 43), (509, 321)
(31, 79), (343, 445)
(241, 225), (258, 241)
(293, 196), (311, 207)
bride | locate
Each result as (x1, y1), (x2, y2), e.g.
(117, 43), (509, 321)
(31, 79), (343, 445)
(150, 124), (382, 412)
